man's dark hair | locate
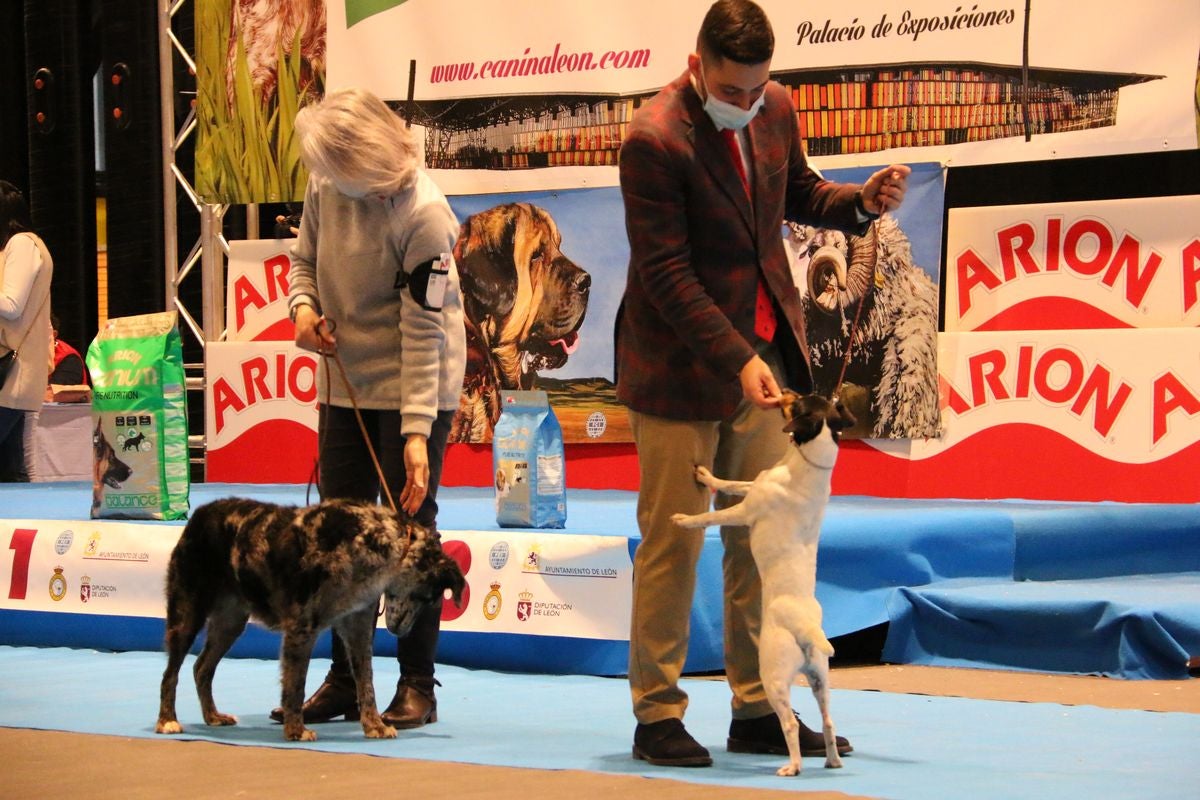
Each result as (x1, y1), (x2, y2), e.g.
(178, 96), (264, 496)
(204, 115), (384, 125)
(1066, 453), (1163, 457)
(697, 0), (774, 65)
(0, 180), (32, 249)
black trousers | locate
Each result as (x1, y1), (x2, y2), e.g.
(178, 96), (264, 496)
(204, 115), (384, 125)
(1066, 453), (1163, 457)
(317, 404), (455, 681)
(0, 407), (27, 482)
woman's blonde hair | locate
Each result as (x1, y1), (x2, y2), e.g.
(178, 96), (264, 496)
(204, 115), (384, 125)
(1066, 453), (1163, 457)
(294, 87), (419, 197)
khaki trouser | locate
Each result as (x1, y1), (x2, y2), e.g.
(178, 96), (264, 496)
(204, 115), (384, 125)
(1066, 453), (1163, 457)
(627, 352), (790, 724)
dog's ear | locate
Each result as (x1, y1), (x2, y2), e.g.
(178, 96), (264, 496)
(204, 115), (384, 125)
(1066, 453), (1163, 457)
(778, 389), (801, 424)
(435, 552), (467, 608)
(456, 205), (519, 323)
(828, 400), (857, 432)
(783, 414), (823, 443)
(781, 392), (817, 434)
(510, 204), (549, 278)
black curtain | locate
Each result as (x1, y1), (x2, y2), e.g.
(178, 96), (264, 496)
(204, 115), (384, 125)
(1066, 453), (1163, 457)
(0, 3), (29, 192)
(98, 0), (169, 323)
(22, 0), (98, 354)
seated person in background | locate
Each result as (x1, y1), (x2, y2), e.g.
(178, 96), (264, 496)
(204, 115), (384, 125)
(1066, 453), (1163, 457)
(45, 313), (89, 402)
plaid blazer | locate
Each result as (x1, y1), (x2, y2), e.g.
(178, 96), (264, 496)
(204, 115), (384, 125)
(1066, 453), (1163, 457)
(615, 71), (866, 421)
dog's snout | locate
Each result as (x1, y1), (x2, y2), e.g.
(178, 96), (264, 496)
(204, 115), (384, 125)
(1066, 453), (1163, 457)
(574, 271), (591, 293)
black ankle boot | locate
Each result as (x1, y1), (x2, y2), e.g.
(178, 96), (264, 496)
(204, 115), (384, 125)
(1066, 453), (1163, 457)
(269, 674), (360, 723)
(381, 676), (439, 729)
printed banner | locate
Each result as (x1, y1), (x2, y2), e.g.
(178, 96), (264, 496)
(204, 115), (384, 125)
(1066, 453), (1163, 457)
(831, 328), (1200, 502)
(935, 329), (1200, 461)
(210, 159), (944, 466)
(0, 520), (176, 617)
(204, 340), (320, 483)
(946, 195), (1200, 332)
(438, 530), (632, 640)
(786, 162), (944, 438)
(325, 0), (1199, 195)
(0, 520), (632, 642)
(196, 1), (1199, 202)
(226, 239), (297, 341)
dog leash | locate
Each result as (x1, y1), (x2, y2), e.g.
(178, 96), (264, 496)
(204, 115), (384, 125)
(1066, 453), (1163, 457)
(830, 217), (880, 402)
(309, 317), (399, 516)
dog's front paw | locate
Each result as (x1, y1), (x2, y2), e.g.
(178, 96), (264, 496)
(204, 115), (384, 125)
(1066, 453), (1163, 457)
(825, 753), (844, 769)
(284, 725), (317, 742)
(203, 711), (238, 727)
(155, 719), (182, 735)
(364, 722), (397, 739)
(777, 763), (801, 777)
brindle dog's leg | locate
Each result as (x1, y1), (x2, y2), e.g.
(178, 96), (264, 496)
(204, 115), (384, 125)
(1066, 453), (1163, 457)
(278, 624), (319, 741)
(156, 585), (209, 734)
(193, 595), (249, 727)
(336, 607), (396, 739)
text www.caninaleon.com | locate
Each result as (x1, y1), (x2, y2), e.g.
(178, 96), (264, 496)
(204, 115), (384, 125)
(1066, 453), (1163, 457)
(430, 43), (651, 84)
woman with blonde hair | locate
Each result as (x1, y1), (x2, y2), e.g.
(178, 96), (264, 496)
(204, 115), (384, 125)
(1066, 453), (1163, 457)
(274, 88), (467, 729)
(0, 180), (53, 482)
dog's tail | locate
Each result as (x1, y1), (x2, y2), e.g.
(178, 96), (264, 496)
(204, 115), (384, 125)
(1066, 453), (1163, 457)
(797, 618), (835, 658)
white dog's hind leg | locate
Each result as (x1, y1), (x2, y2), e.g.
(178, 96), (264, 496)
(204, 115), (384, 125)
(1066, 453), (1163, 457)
(803, 649), (842, 769)
(759, 622), (804, 776)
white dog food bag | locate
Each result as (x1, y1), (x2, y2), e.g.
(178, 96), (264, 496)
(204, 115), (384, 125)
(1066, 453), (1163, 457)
(85, 311), (190, 520)
(493, 390), (567, 528)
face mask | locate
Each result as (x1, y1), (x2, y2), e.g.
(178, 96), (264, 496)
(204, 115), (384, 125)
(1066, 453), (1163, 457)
(699, 65), (765, 131)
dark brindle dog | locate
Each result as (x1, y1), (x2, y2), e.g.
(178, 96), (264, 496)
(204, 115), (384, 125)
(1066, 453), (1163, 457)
(155, 497), (465, 742)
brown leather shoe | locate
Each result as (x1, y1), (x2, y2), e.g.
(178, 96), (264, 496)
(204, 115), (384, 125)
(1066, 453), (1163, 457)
(381, 676), (439, 729)
(269, 676), (360, 724)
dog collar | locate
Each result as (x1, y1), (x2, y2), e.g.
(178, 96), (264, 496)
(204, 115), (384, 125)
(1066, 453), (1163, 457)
(797, 446), (836, 471)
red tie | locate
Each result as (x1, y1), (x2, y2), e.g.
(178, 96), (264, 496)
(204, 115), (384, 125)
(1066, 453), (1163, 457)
(720, 129), (777, 343)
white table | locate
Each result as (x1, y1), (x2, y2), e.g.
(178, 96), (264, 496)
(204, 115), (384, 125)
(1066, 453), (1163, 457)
(32, 402), (92, 482)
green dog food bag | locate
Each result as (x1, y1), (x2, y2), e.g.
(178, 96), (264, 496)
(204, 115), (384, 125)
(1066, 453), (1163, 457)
(85, 311), (190, 520)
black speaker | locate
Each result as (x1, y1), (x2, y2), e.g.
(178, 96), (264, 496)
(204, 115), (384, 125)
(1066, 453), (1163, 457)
(0, 2), (28, 191)
(22, 0), (98, 354)
(98, 0), (168, 322)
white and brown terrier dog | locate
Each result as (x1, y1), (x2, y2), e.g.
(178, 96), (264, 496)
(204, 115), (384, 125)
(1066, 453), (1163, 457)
(672, 391), (854, 776)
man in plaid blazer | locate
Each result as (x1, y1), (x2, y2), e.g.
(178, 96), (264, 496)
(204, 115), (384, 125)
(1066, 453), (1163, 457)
(616, 0), (910, 768)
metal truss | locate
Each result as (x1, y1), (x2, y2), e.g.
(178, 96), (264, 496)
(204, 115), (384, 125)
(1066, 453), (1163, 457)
(159, 0), (226, 469)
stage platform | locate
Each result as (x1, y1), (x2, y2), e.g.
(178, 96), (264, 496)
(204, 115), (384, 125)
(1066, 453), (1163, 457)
(1, 481), (1198, 679)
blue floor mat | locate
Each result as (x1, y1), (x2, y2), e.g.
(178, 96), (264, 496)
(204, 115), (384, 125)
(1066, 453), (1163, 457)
(0, 646), (1197, 799)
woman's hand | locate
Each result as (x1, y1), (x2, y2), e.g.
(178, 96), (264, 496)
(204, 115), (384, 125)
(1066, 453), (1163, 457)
(292, 305), (336, 354)
(400, 434), (430, 515)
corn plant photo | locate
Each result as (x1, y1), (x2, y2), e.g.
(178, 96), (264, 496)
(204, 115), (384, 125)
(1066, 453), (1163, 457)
(196, 0), (326, 204)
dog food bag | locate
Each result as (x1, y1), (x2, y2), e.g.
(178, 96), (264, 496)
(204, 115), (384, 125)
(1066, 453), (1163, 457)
(493, 390), (567, 528)
(85, 311), (191, 520)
